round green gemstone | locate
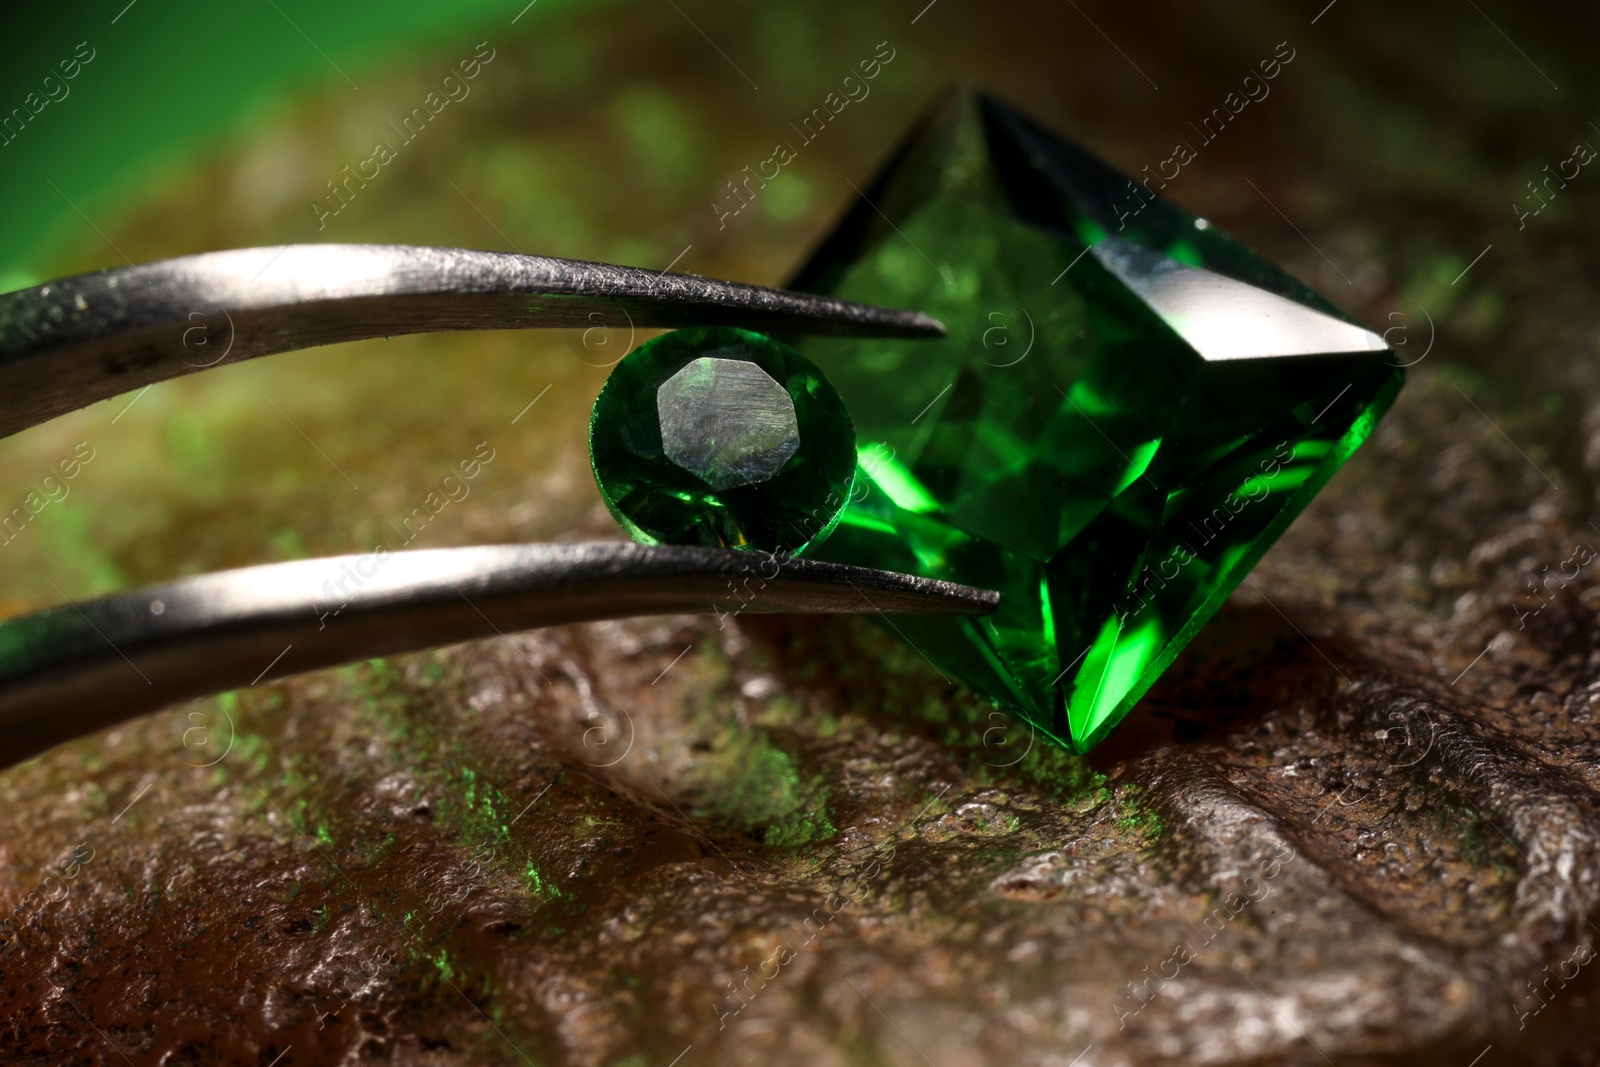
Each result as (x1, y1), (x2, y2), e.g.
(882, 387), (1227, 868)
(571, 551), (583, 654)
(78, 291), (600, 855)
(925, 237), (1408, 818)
(588, 326), (856, 555)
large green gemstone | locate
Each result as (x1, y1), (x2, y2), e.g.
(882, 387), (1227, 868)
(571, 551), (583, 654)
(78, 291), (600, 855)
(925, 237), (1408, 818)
(788, 90), (1404, 753)
(589, 326), (857, 554)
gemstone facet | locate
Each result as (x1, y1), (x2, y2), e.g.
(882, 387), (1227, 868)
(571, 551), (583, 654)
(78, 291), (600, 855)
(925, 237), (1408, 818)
(657, 356), (800, 490)
(788, 90), (1404, 752)
(590, 326), (856, 555)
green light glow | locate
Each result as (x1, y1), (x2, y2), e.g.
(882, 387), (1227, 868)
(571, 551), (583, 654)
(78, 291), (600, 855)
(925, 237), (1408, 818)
(1251, 466), (1317, 494)
(1113, 438), (1162, 496)
(863, 449), (941, 513)
(1068, 614), (1165, 740)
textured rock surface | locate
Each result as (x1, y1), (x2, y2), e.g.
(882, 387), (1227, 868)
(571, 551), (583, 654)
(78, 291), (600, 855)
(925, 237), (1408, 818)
(3, 0), (1600, 1064)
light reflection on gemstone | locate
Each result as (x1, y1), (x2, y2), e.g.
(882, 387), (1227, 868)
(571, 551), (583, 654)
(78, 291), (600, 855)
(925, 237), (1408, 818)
(1091, 238), (1389, 361)
(656, 355), (800, 490)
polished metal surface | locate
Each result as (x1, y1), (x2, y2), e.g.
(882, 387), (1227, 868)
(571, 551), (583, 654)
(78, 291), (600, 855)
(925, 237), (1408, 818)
(0, 243), (945, 438)
(0, 542), (997, 771)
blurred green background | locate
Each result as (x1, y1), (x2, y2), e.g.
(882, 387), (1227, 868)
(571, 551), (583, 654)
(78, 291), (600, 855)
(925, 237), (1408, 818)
(0, 0), (593, 286)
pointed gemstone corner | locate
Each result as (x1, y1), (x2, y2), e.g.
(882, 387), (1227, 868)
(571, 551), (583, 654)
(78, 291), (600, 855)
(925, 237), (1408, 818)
(789, 89), (1403, 753)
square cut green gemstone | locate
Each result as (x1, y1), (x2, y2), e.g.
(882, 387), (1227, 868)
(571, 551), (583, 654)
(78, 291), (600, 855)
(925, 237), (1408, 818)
(788, 90), (1403, 753)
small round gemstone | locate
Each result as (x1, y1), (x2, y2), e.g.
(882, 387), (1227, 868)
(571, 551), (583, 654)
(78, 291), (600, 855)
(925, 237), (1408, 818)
(589, 326), (856, 555)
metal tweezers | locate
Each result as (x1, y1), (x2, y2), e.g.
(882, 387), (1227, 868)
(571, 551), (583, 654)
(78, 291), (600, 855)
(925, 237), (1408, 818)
(0, 245), (998, 770)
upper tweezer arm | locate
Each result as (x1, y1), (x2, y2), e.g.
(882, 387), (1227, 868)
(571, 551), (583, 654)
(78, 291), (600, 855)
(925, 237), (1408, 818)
(0, 243), (944, 439)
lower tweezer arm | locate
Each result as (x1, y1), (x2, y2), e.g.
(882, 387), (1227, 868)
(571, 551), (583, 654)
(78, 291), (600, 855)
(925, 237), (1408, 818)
(0, 543), (997, 772)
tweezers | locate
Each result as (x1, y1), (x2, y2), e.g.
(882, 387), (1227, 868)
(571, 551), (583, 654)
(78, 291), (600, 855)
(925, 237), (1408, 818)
(0, 245), (998, 769)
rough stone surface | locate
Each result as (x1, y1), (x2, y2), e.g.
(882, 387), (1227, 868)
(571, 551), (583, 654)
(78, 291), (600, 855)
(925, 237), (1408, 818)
(2, 1), (1600, 1065)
